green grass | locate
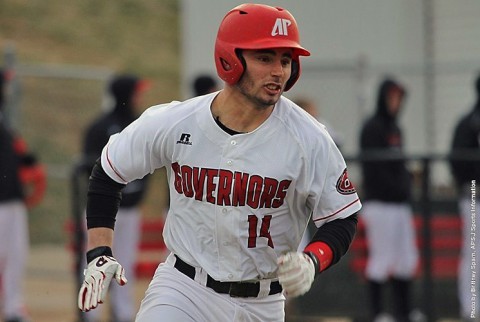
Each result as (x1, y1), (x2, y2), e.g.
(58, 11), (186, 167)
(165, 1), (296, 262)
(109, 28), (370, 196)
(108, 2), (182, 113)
(0, 0), (180, 244)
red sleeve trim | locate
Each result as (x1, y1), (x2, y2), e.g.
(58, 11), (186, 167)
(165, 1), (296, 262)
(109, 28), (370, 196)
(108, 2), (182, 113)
(105, 146), (127, 183)
(304, 241), (333, 272)
(313, 198), (360, 223)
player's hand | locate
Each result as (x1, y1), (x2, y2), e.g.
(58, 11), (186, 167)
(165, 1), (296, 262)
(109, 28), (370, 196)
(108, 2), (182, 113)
(78, 255), (127, 311)
(277, 252), (315, 297)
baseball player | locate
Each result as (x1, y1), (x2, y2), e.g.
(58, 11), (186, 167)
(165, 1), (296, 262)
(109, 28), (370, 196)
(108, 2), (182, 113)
(359, 78), (419, 322)
(1, 68), (46, 322)
(77, 4), (361, 322)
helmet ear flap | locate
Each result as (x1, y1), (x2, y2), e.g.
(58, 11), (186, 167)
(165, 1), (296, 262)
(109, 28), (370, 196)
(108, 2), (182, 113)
(285, 59), (300, 92)
(214, 44), (245, 86)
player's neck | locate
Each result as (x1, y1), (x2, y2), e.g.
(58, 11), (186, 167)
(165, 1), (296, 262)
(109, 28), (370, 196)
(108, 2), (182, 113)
(211, 89), (274, 133)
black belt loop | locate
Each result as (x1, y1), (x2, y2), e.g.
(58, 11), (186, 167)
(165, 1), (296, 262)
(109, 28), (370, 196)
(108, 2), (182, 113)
(173, 254), (282, 298)
(173, 254), (196, 279)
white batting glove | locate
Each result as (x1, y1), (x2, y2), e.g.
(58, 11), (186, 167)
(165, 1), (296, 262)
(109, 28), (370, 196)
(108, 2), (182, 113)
(78, 255), (127, 312)
(277, 252), (315, 297)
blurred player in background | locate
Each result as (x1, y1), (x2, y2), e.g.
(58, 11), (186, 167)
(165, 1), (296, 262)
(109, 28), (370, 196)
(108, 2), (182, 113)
(191, 74), (219, 97)
(294, 97), (343, 150)
(359, 77), (419, 322)
(0, 68), (46, 322)
(78, 4), (361, 321)
(81, 74), (151, 322)
(450, 72), (480, 322)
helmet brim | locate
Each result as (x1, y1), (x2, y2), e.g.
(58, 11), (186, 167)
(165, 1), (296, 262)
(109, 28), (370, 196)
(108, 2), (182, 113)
(236, 40), (311, 57)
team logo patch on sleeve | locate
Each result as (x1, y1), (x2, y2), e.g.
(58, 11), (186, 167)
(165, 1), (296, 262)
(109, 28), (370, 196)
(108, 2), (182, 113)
(336, 168), (356, 195)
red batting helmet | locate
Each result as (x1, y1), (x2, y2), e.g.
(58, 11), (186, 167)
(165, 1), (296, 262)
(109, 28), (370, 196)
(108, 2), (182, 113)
(214, 3), (311, 91)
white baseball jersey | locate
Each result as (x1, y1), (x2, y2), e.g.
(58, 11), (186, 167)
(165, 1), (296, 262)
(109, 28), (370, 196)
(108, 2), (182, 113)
(101, 93), (361, 282)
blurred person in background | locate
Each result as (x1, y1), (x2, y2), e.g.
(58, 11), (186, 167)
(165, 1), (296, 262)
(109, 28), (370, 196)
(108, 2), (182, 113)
(294, 96), (343, 150)
(359, 77), (419, 322)
(450, 72), (480, 322)
(0, 68), (46, 322)
(81, 74), (151, 322)
(191, 74), (219, 97)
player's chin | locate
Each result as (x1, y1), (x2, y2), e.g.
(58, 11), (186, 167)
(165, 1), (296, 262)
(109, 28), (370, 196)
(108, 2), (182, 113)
(259, 93), (282, 107)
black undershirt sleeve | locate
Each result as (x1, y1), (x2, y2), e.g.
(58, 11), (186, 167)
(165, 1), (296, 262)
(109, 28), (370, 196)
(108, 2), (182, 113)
(309, 213), (358, 266)
(86, 159), (126, 229)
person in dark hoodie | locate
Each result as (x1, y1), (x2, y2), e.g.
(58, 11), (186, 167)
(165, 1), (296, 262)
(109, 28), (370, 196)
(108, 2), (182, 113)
(359, 77), (419, 322)
(82, 74), (151, 322)
(450, 72), (480, 321)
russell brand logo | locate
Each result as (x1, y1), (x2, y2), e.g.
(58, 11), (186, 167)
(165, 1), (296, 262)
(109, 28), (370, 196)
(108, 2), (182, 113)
(176, 133), (192, 145)
(271, 18), (291, 36)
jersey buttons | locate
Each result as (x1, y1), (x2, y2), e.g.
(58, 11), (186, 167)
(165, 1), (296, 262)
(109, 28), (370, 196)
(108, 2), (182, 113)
(230, 140), (237, 145)
(226, 160), (233, 166)
(222, 208), (227, 214)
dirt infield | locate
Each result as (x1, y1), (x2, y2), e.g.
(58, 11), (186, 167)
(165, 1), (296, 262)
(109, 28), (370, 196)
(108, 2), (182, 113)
(24, 245), (75, 322)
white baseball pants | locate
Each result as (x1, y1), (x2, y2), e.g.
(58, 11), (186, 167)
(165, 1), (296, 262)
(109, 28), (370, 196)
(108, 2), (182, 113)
(361, 201), (419, 282)
(0, 200), (29, 319)
(135, 253), (285, 322)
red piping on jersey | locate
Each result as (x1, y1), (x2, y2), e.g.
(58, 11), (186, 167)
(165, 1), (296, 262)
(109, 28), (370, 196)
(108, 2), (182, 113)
(313, 198), (360, 223)
(105, 146), (127, 183)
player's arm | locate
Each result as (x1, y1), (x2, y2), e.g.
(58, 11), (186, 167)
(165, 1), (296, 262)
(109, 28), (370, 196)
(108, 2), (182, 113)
(78, 159), (128, 312)
(86, 158), (125, 230)
(303, 213), (358, 275)
(87, 228), (114, 251)
(277, 132), (360, 297)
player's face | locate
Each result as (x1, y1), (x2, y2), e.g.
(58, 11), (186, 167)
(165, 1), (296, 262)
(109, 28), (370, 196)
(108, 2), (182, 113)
(387, 89), (403, 116)
(236, 48), (293, 109)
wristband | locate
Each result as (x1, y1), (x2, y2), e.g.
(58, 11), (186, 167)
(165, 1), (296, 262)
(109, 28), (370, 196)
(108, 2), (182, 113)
(304, 241), (333, 275)
(86, 246), (113, 264)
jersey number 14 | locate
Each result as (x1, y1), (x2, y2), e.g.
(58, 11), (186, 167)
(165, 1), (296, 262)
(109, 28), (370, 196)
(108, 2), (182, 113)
(248, 215), (274, 248)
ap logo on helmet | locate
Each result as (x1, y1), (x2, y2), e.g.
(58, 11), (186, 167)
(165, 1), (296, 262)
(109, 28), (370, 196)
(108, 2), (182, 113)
(271, 18), (292, 36)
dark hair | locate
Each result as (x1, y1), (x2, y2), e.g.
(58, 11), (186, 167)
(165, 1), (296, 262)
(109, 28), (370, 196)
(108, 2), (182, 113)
(193, 75), (217, 96)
